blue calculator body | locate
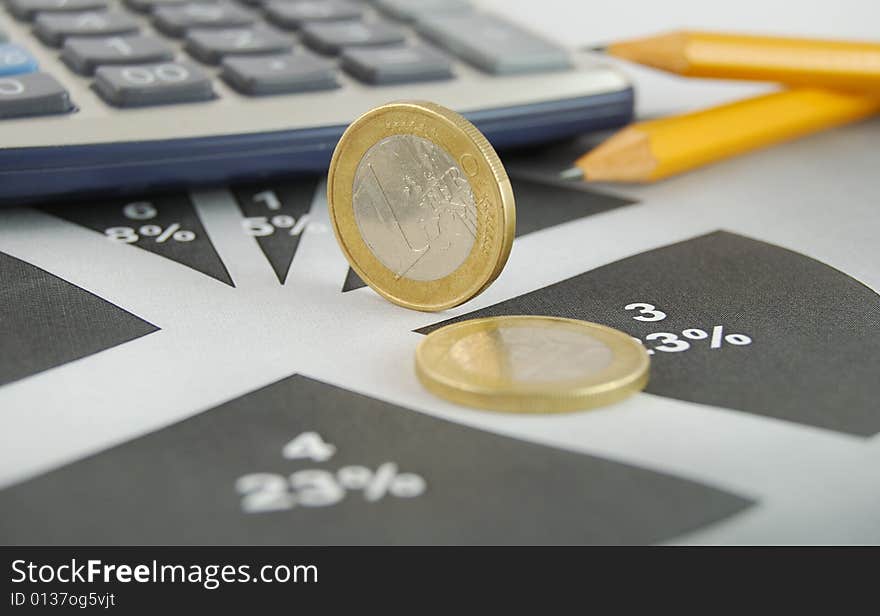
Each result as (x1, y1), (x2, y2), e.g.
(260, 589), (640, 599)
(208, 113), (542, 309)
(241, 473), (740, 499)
(0, 0), (634, 204)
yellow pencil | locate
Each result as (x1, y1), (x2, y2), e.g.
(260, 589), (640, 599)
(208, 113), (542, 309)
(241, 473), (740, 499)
(604, 31), (880, 92)
(566, 88), (880, 183)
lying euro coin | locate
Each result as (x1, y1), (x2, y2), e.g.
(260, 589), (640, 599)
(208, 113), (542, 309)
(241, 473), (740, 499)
(327, 101), (515, 311)
(415, 316), (650, 413)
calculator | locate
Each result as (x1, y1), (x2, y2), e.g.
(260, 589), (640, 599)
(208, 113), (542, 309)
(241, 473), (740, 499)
(0, 0), (634, 204)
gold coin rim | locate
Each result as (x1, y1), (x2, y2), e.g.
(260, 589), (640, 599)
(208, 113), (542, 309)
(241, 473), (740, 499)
(327, 101), (515, 312)
(415, 316), (651, 413)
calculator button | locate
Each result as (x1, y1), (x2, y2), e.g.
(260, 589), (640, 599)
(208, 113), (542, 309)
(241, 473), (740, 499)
(374, 0), (470, 22)
(7, 0), (107, 22)
(0, 43), (39, 76)
(124, 0), (216, 13)
(94, 61), (214, 106)
(220, 52), (338, 95)
(417, 13), (572, 74)
(341, 43), (451, 84)
(184, 26), (292, 64)
(34, 12), (140, 47)
(300, 20), (405, 55)
(153, 3), (256, 37)
(0, 72), (72, 118)
(61, 35), (174, 75)
(264, 1), (363, 30)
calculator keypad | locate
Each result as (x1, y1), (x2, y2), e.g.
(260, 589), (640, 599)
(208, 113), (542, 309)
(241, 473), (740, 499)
(94, 60), (214, 106)
(0, 0), (575, 114)
(263, 1), (363, 30)
(220, 51), (338, 95)
(184, 26), (291, 64)
(34, 11), (140, 46)
(0, 72), (72, 117)
(300, 20), (406, 55)
(341, 43), (452, 84)
(124, 0), (216, 12)
(0, 42), (39, 76)
(61, 34), (174, 74)
(418, 12), (573, 74)
(152, 3), (256, 38)
(7, 0), (108, 22)
(374, 0), (471, 22)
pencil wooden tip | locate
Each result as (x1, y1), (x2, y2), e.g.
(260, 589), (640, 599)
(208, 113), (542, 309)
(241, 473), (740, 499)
(607, 31), (690, 73)
(574, 127), (656, 183)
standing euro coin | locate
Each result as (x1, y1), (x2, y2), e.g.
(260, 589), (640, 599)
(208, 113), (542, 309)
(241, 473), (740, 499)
(327, 102), (515, 311)
(416, 316), (650, 413)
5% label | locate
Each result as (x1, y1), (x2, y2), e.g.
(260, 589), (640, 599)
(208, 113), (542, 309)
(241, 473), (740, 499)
(241, 189), (327, 237)
(625, 302), (753, 354)
(236, 431), (427, 514)
(105, 202), (196, 244)
(241, 214), (325, 237)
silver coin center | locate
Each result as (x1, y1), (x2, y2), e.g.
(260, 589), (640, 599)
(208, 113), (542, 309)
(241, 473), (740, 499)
(448, 325), (614, 383)
(352, 134), (478, 282)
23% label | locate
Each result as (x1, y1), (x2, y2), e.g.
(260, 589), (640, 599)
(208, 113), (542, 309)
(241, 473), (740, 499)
(236, 431), (426, 513)
(625, 302), (752, 354)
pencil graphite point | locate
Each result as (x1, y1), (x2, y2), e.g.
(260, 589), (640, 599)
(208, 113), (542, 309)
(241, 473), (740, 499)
(558, 167), (585, 181)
